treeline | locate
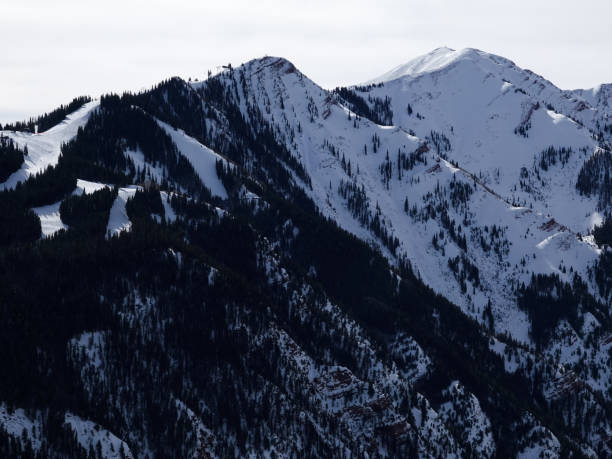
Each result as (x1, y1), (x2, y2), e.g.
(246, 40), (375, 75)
(517, 273), (607, 348)
(125, 187), (164, 222)
(379, 147), (429, 187)
(427, 130), (451, 157)
(576, 148), (612, 209)
(538, 145), (573, 170)
(338, 179), (400, 254)
(0, 92), (216, 247)
(1, 96), (92, 133)
(4, 91), (212, 212)
(593, 217), (612, 246)
(124, 77), (210, 143)
(0, 135), (25, 182)
(60, 186), (116, 236)
(129, 71), (312, 195)
(591, 217), (612, 302)
(0, 412), (90, 458)
(333, 87), (394, 126)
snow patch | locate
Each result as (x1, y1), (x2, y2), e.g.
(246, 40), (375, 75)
(74, 179), (109, 196)
(32, 200), (67, 238)
(32, 180), (111, 238)
(156, 119), (230, 198)
(106, 186), (140, 237)
(0, 101), (99, 190)
(160, 190), (178, 223)
(0, 404), (43, 451)
(125, 148), (166, 183)
(64, 412), (133, 459)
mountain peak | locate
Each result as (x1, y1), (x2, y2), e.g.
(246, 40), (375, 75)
(240, 56), (299, 76)
(365, 47), (516, 85)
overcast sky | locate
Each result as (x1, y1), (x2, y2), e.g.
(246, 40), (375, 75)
(1, 0), (611, 124)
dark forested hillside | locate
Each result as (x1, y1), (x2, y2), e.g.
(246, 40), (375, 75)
(0, 136), (25, 182)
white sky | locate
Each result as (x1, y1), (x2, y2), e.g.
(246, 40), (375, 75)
(1, 0), (611, 124)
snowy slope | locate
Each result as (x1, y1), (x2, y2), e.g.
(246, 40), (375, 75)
(33, 179), (111, 238)
(361, 47), (601, 233)
(160, 190), (178, 222)
(188, 55), (612, 442)
(567, 83), (612, 122)
(197, 56), (424, 248)
(186, 52), (612, 455)
(366, 46), (489, 83)
(0, 101), (99, 190)
(0, 404), (132, 458)
(199, 55), (603, 345)
(349, 49), (608, 335)
(438, 381), (495, 458)
(367, 47), (610, 139)
(156, 119), (230, 198)
(32, 201), (67, 238)
(106, 186), (139, 237)
(74, 178), (109, 196)
(0, 404), (44, 451)
(64, 412), (133, 459)
(106, 186), (179, 236)
(124, 148), (167, 184)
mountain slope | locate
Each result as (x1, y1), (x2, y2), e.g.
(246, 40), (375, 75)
(0, 101), (99, 190)
(187, 53), (612, 453)
(192, 53), (605, 344)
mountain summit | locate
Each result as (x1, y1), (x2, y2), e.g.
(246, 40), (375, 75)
(366, 46), (516, 83)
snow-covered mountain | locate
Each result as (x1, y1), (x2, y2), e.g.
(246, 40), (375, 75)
(0, 48), (610, 457)
(197, 50), (608, 338)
